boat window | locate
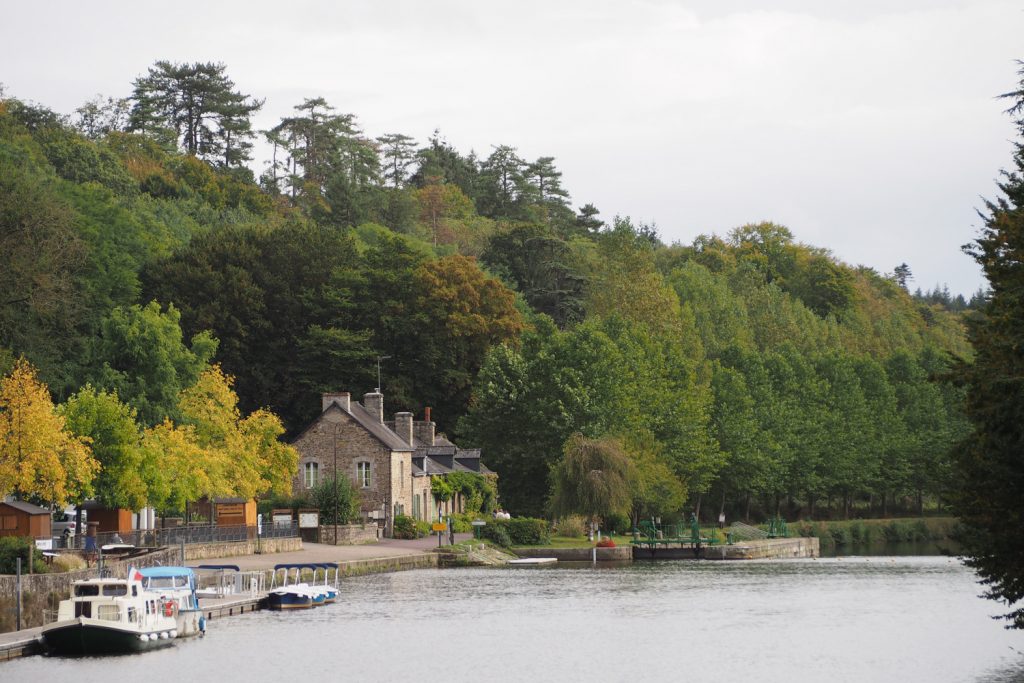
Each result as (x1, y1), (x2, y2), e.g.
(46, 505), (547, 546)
(103, 584), (128, 596)
(127, 607), (137, 623)
(74, 584), (100, 597)
(132, 585), (138, 597)
(96, 605), (121, 621)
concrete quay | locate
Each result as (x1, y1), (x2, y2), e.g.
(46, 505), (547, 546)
(632, 536), (819, 560)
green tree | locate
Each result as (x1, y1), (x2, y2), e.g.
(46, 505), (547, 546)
(59, 386), (147, 510)
(89, 302), (217, 426)
(549, 434), (635, 527)
(129, 61), (263, 168)
(952, 63), (1024, 628)
(377, 133), (417, 188)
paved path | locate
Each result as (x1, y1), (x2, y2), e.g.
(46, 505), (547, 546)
(186, 534), (475, 571)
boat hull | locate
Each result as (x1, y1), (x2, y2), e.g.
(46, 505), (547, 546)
(266, 590), (313, 610)
(41, 618), (176, 656)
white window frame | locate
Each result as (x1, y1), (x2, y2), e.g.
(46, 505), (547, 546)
(357, 461), (371, 488)
(304, 462), (319, 489)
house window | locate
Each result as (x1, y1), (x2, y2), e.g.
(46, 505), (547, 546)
(357, 461), (371, 488)
(304, 462), (319, 488)
(399, 461), (404, 489)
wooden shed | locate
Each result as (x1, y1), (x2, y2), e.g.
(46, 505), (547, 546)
(80, 501), (133, 534)
(187, 497), (258, 527)
(0, 501), (53, 539)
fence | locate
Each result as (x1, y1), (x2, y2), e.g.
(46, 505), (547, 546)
(52, 522), (299, 549)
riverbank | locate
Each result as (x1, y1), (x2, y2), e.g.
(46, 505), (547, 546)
(789, 516), (958, 553)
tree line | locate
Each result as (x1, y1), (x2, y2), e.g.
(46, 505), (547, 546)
(0, 60), (972, 528)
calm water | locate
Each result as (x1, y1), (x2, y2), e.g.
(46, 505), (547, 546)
(9, 557), (1024, 682)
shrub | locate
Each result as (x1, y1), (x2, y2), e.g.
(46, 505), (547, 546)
(596, 538), (616, 548)
(392, 514), (419, 539)
(484, 525), (512, 548)
(481, 517), (551, 546)
(52, 553), (87, 572)
(555, 515), (587, 537)
(604, 512), (631, 536)
(0, 537), (46, 574)
(414, 520), (432, 538)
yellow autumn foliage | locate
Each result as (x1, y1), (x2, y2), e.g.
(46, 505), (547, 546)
(0, 359), (99, 506)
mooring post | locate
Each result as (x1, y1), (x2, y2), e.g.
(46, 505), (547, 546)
(15, 556), (22, 631)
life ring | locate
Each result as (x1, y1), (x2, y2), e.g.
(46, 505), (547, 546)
(163, 601), (174, 617)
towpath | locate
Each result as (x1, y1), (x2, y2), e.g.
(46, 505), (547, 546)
(185, 534), (474, 571)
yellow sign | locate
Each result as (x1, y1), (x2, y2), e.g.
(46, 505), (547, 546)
(431, 522), (447, 532)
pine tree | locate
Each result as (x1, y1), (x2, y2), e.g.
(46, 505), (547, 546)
(954, 62), (1024, 628)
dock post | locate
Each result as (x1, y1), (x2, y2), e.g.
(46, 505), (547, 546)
(15, 557), (21, 631)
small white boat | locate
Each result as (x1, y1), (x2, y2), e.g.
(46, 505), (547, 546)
(508, 557), (558, 565)
(41, 568), (181, 655)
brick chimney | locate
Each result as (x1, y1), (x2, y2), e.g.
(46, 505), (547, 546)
(363, 391), (384, 423)
(395, 412), (414, 446)
(413, 407), (435, 446)
(322, 392), (350, 413)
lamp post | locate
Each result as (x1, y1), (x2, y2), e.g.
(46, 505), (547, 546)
(332, 423), (340, 546)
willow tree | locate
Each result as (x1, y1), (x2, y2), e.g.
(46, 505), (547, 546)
(549, 434), (634, 536)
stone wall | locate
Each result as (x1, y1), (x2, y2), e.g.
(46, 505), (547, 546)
(317, 523), (380, 545)
(512, 546), (633, 561)
(181, 536), (302, 561)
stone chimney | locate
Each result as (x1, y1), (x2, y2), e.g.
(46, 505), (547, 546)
(395, 412), (414, 446)
(322, 392), (350, 413)
(363, 391), (384, 423)
(413, 407), (435, 446)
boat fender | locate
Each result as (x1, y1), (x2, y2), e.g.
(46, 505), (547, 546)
(169, 629), (178, 639)
(139, 634), (148, 642)
(159, 631), (169, 639)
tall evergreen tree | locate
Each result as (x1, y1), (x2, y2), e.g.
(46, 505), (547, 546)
(129, 61), (263, 168)
(953, 63), (1024, 628)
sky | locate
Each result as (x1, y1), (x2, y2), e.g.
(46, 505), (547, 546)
(2, 0), (1022, 297)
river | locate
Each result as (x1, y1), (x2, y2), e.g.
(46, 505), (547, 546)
(7, 556), (1024, 682)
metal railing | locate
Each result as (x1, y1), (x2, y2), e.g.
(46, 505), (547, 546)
(52, 522), (299, 549)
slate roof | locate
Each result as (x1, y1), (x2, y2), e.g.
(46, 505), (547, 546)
(323, 401), (414, 452)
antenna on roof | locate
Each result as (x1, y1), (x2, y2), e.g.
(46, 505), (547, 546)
(375, 356), (392, 393)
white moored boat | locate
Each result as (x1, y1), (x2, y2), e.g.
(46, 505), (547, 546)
(41, 568), (181, 655)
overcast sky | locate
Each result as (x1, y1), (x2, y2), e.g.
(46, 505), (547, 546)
(3, 0), (1022, 296)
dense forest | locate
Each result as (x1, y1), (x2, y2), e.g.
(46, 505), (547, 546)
(0, 62), (974, 522)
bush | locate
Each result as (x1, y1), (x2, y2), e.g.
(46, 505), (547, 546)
(392, 514), (420, 539)
(0, 537), (46, 574)
(312, 476), (360, 525)
(555, 515), (587, 537)
(482, 517), (551, 546)
(485, 525), (512, 548)
(604, 512), (632, 535)
(596, 538), (616, 548)
(51, 553), (87, 573)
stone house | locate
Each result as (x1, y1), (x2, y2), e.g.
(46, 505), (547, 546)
(291, 391), (492, 536)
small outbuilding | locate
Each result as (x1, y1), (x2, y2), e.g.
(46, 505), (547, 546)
(0, 500), (53, 540)
(80, 501), (133, 534)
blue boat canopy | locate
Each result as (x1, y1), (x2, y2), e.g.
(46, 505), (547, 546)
(138, 566), (196, 579)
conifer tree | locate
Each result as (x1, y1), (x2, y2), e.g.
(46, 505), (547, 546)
(954, 62), (1024, 628)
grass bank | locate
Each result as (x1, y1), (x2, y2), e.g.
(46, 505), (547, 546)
(789, 517), (958, 551)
